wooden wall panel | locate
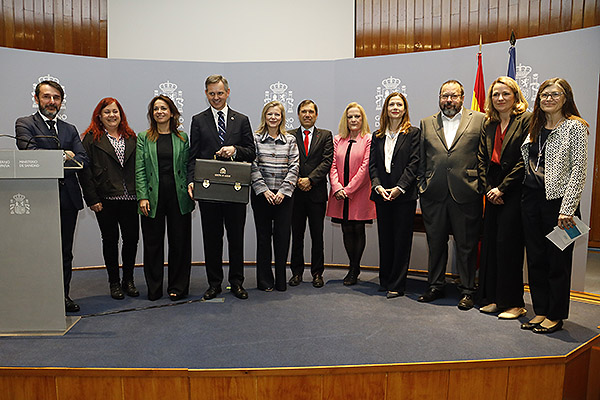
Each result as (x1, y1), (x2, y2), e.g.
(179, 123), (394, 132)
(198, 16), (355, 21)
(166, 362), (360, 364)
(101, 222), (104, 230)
(506, 364), (565, 400)
(589, 78), (600, 248)
(563, 350), (590, 400)
(0, 376), (57, 400)
(447, 367), (508, 400)
(123, 377), (189, 400)
(257, 375), (323, 400)
(387, 370), (449, 399)
(322, 373), (386, 400)
(356, 0), (600, 56)
(190, 376), (256, 400)
(0, 0), (107, 57)
(587, 346), (600, 400)
(56, 376), (123, 400)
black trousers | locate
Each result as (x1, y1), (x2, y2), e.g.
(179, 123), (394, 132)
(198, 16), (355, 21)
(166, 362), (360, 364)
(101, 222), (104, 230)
(521, 188), (575, 320)
(198, 200), (247, 288)
(290, 192), (326, 277)
(251, 193), (293, 291)
(95, 199), (139, 284)
(375, 199), (416, 292)
(478, 188), (525, 308)
(141, 191), (191, 301)
(420, 195), (482, 294)
(59, 206), (78, 297)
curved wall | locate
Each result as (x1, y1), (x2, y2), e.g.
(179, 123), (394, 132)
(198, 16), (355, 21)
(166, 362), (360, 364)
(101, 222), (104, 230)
(0, 27), (598, 291)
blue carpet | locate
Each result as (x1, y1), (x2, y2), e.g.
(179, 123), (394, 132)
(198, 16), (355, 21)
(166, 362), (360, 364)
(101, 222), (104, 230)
(0, 266), (598, 369)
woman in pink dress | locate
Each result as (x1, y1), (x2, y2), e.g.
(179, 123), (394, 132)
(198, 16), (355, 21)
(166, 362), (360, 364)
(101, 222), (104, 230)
(326, 102), (376, 285)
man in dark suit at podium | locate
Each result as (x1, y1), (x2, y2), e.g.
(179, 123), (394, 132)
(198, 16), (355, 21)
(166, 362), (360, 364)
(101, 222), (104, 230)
(187, 75), (255, 300)
(15, 80), (88, 313)
(288, 100), (333, 288)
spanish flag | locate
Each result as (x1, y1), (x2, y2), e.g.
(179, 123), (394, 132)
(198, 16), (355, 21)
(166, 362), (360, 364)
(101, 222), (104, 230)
(471, 43), (485, 112)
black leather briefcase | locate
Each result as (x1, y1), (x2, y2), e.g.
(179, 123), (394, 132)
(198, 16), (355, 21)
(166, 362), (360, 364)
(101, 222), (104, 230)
(193, 159), (251, 204)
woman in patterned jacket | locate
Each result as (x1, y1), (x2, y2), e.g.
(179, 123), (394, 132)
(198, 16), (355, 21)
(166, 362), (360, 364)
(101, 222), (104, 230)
(520, 78), (588, 334)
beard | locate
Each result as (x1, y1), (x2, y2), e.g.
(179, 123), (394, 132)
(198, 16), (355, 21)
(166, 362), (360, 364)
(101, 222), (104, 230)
(440, 101), (463, 118)
(39, 103), (59, 119)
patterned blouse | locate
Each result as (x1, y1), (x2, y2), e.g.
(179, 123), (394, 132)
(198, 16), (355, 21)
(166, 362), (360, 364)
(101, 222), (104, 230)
(106, 132), (136, 201)
(251, 131), (299, 197)
(521, 118), (588, 215)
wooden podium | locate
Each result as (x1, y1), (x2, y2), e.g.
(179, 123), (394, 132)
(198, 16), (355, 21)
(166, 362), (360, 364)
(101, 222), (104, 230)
(0, 149), (79, 335)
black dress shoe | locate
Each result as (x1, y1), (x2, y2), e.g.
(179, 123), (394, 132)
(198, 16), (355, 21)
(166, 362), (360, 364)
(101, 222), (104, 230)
(169, 292), (186, 301)
(122, 280), (140, 297)
(343, 271), (358, 286)
(288, 275), (302, 286)
(521, 321), (541, 330)
(312, 275), (324, 288)
(417, 287), (444, 303)
(110, 283), (125, 300)
(203, 286), (222, 300)
(65, 297), (80, 313)
(533, 320), (563, 334)
(457, 294), (474, 310)
(231, 285), (248, 299)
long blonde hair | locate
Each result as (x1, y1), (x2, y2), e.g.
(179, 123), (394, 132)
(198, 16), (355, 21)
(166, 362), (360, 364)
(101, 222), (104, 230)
(338, 102), (370, 139)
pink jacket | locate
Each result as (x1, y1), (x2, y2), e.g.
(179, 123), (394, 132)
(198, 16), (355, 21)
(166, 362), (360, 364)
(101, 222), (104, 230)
(326, 133), (376, 221)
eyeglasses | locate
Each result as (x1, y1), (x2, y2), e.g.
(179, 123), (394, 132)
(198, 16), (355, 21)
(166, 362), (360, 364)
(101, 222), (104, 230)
(440, 94), (461, 100)
(39, 94), (62, 101)
(539, 92), (564, 101)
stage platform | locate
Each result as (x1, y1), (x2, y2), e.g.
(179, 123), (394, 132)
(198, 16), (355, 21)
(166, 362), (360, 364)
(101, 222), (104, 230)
(0, 266), (599, 399)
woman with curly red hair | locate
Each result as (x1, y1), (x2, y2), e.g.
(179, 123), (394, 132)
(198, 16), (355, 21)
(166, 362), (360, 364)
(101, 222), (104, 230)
(80, 98), (140, 300)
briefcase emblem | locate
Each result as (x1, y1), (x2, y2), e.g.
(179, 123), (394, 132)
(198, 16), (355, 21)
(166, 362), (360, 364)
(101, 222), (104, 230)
(219, 167), (227, 175)
(234, 182), (242, 191)
(203, 179), (210, 188)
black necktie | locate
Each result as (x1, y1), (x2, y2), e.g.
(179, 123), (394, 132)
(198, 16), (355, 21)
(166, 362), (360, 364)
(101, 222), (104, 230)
(47, 120), (57, 136)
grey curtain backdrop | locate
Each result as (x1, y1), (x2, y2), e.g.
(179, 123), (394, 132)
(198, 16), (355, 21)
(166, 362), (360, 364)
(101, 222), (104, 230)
(1, 27), (598, 291)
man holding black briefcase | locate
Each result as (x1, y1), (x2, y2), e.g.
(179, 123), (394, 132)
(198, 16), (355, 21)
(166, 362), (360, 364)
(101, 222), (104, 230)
(187, 75), (255, 300)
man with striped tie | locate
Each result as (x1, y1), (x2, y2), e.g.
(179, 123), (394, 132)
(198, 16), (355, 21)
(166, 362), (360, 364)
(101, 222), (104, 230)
(187, 75), (255, 300)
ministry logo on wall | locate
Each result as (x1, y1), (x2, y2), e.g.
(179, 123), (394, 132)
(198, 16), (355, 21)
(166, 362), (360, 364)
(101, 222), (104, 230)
(154, 81), (185, 125)
(264, 81), (295, 129)
(31, 74), (68, 121)
(515, 64), (541, 112)
(10, 193), (30, 215)
(374, 76), (408, 128)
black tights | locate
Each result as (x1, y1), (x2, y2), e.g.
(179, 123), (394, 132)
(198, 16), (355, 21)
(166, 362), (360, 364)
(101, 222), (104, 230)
(341, 222), (366, 275)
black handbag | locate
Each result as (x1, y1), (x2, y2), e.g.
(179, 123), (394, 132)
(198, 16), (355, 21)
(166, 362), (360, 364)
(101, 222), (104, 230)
(193, 159), (251, 204)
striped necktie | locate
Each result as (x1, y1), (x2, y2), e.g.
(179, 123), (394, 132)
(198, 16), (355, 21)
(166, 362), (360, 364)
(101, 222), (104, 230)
(217, 111), (226, 144)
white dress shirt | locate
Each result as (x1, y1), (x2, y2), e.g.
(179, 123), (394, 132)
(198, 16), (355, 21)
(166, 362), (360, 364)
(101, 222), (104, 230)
(441, 108), (462, 148)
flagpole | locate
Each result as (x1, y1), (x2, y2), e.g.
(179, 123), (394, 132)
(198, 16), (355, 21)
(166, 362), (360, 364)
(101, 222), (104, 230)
(471, 35), (485, 112)
(507, 31), (517, 79)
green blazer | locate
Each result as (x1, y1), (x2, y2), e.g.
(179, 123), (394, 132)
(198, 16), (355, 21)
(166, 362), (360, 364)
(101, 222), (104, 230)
(135, 130), (195, 218)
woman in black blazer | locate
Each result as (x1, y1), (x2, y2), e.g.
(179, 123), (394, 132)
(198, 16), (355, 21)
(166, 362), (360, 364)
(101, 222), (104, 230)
(80, 98), (140, 300)
(477, 76), (531, 319)
(369, 92), (420, 298)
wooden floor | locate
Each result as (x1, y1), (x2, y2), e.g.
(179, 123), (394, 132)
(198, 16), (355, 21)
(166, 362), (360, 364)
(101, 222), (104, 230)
(0, 335), (598, 400)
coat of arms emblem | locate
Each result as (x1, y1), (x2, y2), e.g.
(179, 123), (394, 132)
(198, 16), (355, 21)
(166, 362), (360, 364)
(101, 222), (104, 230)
(10, 193), (30, 215)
